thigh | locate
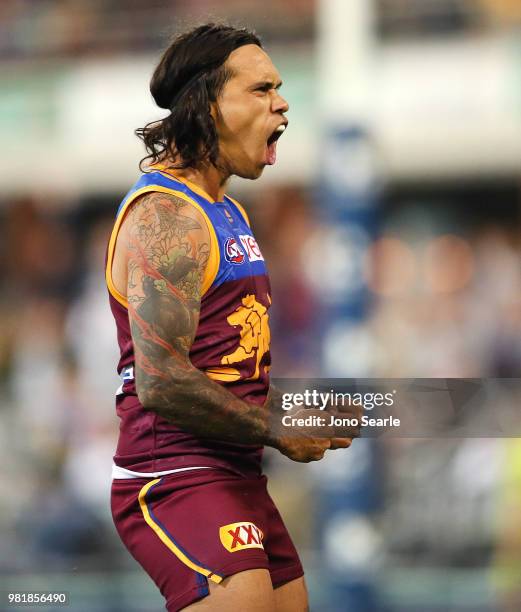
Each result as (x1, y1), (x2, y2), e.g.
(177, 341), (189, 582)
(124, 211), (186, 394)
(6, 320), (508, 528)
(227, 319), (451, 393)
(274, 577), (309, 612)
(182, 569), (275, 611)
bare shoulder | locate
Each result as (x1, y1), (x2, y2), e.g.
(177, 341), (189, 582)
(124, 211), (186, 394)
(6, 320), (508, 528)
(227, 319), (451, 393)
(124, 190), (210, 245)
(126, 190), (211, 300)
(112, 190), (211, 301)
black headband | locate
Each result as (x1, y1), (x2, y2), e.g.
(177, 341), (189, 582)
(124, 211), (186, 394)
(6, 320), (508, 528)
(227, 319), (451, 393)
(169, 68), (208, 109)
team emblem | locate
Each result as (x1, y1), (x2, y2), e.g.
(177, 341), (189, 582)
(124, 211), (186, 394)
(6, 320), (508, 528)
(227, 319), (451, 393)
(224, 237), (245, 264)
(219, 522), (264, 552)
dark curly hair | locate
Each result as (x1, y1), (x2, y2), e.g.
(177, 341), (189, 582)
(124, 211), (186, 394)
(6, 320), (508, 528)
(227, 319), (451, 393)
(135, 24), (262, 171)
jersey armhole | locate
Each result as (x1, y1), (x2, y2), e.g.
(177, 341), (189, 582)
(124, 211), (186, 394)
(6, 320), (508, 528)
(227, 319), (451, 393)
(105, 186), (220, 308)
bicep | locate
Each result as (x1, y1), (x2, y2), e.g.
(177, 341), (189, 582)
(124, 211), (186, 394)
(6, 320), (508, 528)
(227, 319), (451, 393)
(123, 192), (211, 368)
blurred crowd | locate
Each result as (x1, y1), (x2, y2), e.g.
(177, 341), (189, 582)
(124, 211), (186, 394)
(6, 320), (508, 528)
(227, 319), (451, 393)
(377, 0), (521, 37)
(343, 206), (521, 379)
(0, 0), (314, 60)
(1, 0), (521, 62)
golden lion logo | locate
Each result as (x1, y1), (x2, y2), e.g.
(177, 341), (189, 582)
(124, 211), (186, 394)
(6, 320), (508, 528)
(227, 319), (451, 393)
(205, 294), (270, 382)
(222, 294), (270, 380)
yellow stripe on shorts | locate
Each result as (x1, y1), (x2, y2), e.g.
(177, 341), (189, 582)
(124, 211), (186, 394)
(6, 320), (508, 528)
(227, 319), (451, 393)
(138, 478), (223, 584)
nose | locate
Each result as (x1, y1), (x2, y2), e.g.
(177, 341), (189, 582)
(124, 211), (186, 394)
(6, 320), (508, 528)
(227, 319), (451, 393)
(271, 90), (289, 114)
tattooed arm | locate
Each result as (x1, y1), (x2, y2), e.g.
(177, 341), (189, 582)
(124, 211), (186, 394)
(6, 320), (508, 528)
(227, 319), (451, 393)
(123, 191), (274, 447)
(123, 191), (351, 461)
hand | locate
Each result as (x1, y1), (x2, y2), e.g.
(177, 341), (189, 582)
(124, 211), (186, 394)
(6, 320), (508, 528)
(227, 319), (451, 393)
(263, 385), (362, 463)
(273, 409), (357, 463)
(274, 435), (353, 463)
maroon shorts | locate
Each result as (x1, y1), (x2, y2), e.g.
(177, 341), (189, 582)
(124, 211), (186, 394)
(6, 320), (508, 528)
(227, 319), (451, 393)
(111, 468), (304, 611)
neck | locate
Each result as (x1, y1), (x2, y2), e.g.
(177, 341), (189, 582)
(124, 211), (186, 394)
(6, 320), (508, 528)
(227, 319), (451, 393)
(165, 159), (229, 202)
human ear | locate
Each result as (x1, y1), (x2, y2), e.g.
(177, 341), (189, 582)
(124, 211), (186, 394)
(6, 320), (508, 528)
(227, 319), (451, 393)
(209, 101), (218, 121)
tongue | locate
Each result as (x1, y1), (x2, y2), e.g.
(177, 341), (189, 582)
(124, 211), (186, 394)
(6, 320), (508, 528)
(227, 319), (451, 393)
(267, 141), (277, 165)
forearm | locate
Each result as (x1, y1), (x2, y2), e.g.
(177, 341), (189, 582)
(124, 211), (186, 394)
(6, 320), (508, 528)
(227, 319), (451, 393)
(137, 359), (279, 447)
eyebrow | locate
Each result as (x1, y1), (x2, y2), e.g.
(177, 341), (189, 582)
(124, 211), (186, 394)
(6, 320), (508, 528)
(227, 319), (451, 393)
(250, 80), (283, 90)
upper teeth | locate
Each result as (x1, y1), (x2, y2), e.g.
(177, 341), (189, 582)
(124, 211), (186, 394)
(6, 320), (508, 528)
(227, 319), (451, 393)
(276, 124), (286, 133)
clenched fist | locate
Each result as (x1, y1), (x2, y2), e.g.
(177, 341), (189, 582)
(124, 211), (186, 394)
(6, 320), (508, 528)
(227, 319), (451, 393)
(274, 435), (353, 463)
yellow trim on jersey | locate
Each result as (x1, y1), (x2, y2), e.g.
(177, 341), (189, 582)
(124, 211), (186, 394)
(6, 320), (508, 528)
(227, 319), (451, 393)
(205, 366), (242, 382)
(105, 186), (220, 308)
(151, 164), (216, 204)
(149, 164), (251, 227)
(226, 195), (251, 228)
(138, 479), (223, 584)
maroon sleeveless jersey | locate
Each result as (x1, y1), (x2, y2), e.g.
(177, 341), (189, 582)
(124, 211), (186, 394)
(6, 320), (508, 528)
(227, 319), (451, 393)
(106, 167), (271, 476)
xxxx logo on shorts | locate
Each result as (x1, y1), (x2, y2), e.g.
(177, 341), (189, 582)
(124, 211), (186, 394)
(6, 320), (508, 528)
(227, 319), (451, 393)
(219, 522), (264, 552)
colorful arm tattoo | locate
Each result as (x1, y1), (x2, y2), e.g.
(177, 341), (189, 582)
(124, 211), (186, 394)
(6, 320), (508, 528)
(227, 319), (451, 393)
(125, 192), (275, 445)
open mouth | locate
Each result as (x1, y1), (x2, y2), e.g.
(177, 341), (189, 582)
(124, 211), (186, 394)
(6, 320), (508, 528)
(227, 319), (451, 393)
(266, 123), (287, 165)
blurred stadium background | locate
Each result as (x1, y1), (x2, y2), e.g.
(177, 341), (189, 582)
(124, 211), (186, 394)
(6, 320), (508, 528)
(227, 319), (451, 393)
(2, 1), (521, 610)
